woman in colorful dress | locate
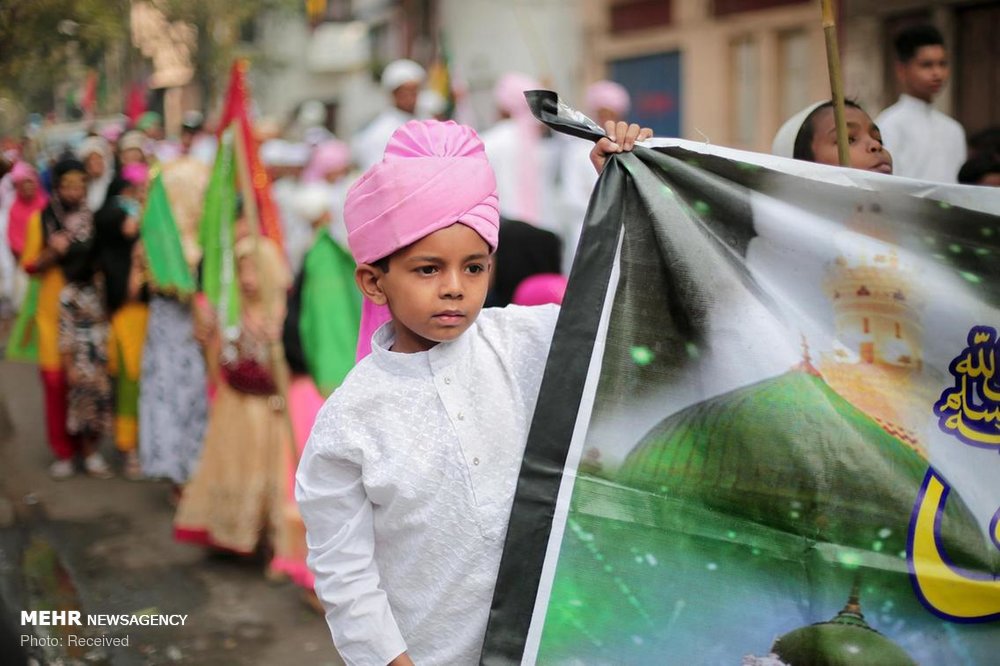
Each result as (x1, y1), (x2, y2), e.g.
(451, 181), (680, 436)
(21, 159), (112, 478)
(96, 163), (150, 479)
(138, 156), (209, 491)
(174, 235), (298, 574)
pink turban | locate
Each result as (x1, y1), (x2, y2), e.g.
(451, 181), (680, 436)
(512, 273), (567, 307)
(302, 139), (351, 183)
(585, 80), (630, 117)
(494, 72), (542, 118)
(344, 119), (499, 265)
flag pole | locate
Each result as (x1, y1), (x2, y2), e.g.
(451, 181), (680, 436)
(232, 116), (301, 468)
(821, 0), (851, 167)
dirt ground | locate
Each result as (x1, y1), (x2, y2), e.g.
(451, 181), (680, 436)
(0, 354), (344, 666)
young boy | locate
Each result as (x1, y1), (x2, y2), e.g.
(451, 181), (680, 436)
(773, 100), (893, 174)
(296, 118), (647, 666)
(875, 24), (966, 182)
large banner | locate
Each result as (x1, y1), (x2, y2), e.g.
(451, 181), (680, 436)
(483, 93), (1000, 665)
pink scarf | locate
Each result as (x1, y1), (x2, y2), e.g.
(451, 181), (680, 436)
(6, 164), (47, 258)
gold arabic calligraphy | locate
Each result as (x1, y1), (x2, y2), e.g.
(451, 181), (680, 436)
(936, 327), (1000, 448)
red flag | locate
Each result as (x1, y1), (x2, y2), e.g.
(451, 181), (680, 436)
(125, 81), (147, 124)
(216, 60), (284, 250)
(81, 70), (98, 117)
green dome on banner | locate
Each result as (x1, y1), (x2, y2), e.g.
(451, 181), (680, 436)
(770, 587), (916, 665)
(617, 368), (992, 571)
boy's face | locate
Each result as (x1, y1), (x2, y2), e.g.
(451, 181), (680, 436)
(977, 172), (1000, 187)
(84, 152), (105, 178)
(237, 255), (260, 301)
(120, 148), (145, 166)
(14, 178), (37, 200)
(360, 223), (492, 354)
(810, 107), (893, 174)
(898, 44), (948, 102)
(393, 82), (420, 115)
(57, 171), (87, 208)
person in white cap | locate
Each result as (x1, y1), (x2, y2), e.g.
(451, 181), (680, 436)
(479, 71), (560, 232)
(557, 80), (632, 272)
(261, 138), (314, 273)
(350, 59), (426, 172)
(77, 135), (114, 212)
(771, 99), (893, 174)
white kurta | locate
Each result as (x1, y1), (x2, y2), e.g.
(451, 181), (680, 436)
(351, 108), (416, 173)
(271, 177), (312, 274)
(557, 136), (600, 273)
(876, 94), (967, 183)
(480, 119), (561, 231)
(297, 305), (559, 666)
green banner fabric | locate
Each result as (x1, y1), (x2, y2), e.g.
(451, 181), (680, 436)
(483, 93), (1000, 665)
(299, 232), (361, 396)
(198, 128), (239, 328)
(141, 169), (196, 297)
(3, 278), (40, 363)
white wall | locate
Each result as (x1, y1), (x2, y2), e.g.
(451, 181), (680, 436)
(251, 12), (385, 137)
(438, 0), (583, 130)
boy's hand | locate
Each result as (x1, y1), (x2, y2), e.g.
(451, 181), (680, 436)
(387, 652), (415, 666)
(192, 302), (218, 346)
(590, 120), (654, 174)
(48, 231), (71, 255)
(122, 216), (141, 239)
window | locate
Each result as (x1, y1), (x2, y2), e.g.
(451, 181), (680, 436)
(713, 0), (808, 18)
(778, 29), (810, 122)
(610, 0), (673, 34)
(731, 36), (759, 148)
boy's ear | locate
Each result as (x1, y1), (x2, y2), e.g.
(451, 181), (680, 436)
(355, 263), (388, 305)
(894, 60), (908, 84)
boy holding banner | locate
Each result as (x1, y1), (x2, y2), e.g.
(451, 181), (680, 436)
(296, 118), (648, 666)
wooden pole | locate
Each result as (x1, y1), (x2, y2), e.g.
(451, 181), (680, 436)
(821, 0), (851, 167)
(232, 119), (301, 468)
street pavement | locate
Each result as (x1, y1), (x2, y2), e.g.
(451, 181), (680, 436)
(0, 353), (344, 666)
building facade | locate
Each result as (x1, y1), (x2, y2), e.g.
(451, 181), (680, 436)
(249, 0), (583, 137)
(586, 0), (999, 152)
(582, 0), (831, 153)
(841, 0), (1000, 138)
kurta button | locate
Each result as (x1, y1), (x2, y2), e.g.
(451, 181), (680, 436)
(457, 412), (465, 420)
(473, 457), (480, 465)
(444, 377), (451, 385)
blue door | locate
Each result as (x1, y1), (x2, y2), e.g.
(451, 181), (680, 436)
(610, 51), (682, 137)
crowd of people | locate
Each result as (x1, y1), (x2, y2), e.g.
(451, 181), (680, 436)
(0, 21), (998, 665)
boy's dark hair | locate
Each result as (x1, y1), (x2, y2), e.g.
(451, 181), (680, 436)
(968, 126), (1000, 160)
(894, 25), (944, 63)
(792, 99), (865, 162)
(958, 154), (1000, 185)
(372, 256), (391, 272)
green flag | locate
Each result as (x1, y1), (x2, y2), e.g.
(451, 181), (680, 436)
(3, 278), (40, 363)
(141, 169), (196, 296)
(198, 129), (239, 328)
(299, 233), (361, 395)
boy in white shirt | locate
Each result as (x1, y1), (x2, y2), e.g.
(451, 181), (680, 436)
(296, 118), (648, 666)
(876, 24), (966, 182)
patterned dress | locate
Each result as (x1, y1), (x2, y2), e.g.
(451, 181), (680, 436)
(174, 323), (297, 565)
(138, 296), (208, 483)
(58, 281), (112, 438)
